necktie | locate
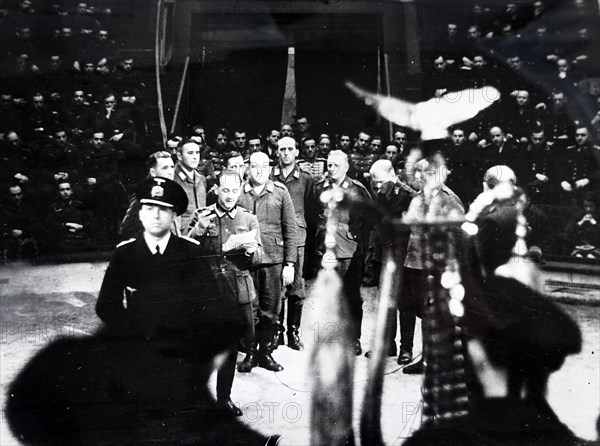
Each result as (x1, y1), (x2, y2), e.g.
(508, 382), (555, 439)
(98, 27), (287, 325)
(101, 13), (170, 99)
(155, 245), (161, 256)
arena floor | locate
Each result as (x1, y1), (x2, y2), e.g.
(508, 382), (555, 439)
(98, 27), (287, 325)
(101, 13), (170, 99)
(0, 261), (598, 445)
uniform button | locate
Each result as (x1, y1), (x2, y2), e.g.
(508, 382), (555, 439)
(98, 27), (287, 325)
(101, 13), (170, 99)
(221, 268), (226, 272)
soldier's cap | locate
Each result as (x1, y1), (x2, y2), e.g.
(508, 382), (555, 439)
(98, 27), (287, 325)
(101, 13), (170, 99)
(136, 177), (188, 215)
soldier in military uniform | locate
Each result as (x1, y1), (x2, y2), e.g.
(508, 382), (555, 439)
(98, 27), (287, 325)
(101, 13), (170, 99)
(6, 177), (272, 444)
(174, 140), (207, 229)
(298, 136), (327, 180)
(559, 126), (600, 204)
(315, 150), (372, 355)
(187, 169), (263, 415)
(238, 151), (298, 372)
(364, 160), (417, 363)
(96, 177), (244, 419)
(271, 136), (318, 350)
(349, 130), (378, 187)
(520, 128), (556, 204)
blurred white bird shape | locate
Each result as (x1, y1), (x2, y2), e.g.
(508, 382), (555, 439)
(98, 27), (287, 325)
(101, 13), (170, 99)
(346, 82), (500, 140)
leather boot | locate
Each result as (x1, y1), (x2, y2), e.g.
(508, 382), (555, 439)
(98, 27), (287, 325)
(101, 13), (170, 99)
(237, 341), (258, 373)
(287, 296), (304, 350)
(275, 305), (285, 348)
(259, 325), (284, 372)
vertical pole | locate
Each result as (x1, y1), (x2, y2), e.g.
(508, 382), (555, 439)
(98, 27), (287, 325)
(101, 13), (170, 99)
(155, 0), (168, 146)
(170, 55), (190, 134)
(384, 51), (393, 140)
(281, 46), (297, 126)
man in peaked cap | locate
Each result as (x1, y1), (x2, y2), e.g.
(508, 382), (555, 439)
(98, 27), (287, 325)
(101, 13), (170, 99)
(6, 176), (273, 444)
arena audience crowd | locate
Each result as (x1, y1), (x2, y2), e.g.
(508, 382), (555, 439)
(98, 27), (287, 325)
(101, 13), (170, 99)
(0, 0), (599, 262)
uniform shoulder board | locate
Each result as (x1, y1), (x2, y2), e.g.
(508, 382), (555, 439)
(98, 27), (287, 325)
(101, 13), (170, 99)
(273, 181), (287, 189)
(238, 206), (253, 214)
(298, 164), (312, 173)
(116, 238), (136, 248)
(180, 235), (200, 245)
(350, 178), (367, 189)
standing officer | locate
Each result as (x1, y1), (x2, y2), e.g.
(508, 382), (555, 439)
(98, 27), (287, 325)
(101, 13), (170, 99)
(271, 136), (317, 350)
(315, 150), (372, 355)
(96, 177), (243, 420)
(238, 151), (298, 372)
(187, 170), (263, 415)
(174, 140), (207, 229)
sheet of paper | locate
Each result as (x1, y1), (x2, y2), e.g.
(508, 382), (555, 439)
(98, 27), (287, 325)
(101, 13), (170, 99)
(222, 229), (257, 253)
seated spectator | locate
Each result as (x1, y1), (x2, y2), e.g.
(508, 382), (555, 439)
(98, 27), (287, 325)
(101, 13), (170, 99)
(94, 92), (137, 145)
(36, 128), (82, 205)
(47, 180), (94, 254)
(478, 126), (520, 172)
(563, 192), (600, 259)
(0, 131), (35, 184)
(94, 92), (143, 181)
(79, 131), (127, 237)
(73, 60), (107, 103)
(503, 90), (544, 144)
(422, 55), (458, 98)
(0, 93), (23, 135)
(25, 92), (58, 136)
(111, 58), (146, 109)
(37, 55), (69, 104)
(544, 91), (576, 145)
(62, 89), (95, 142)
(0, 183), (41, 260)
(559, 126), (600, 203)
(88, 29), (117, 69)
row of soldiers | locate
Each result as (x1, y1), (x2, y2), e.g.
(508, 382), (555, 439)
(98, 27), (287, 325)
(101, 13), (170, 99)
(7, 139), (592, 445)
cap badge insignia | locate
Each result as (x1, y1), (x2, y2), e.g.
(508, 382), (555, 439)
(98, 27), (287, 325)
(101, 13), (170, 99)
(151, 185), (164, 198)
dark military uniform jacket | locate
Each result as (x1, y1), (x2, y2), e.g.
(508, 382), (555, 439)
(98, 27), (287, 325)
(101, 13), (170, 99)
(314, 175), (372, 259)
(96, 234), (237, 341)
(187, 203), (263, 304)
(298, 157), (327, 180)
(349, 150), (378, 184)
(559, 142), (600, 186)
(238, 180), (299, 265)
(271, 164), (317, 247)
(174, 164), (207, 229)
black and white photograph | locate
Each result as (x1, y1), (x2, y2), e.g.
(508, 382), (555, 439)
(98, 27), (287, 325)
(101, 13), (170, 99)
(0, 0), (599, 444)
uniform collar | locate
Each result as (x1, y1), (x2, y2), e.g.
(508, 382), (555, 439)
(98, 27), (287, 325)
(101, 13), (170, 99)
(273, 164), (300, 180)
(321, 175), (350, 189)
(244, 180), (274, 194)
(215, 204), (238, 218)
(143, 231), (171, 255)
(176, 164), (196, 182)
